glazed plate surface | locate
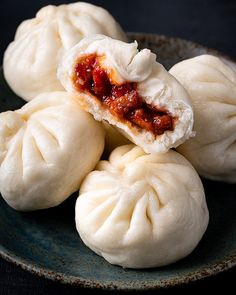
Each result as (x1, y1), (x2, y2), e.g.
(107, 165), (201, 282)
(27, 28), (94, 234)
(0, 33), (235, 290)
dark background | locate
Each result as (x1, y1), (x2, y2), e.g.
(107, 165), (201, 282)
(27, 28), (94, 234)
(0, 0), (236, 294)
(1, 0), (236, 62)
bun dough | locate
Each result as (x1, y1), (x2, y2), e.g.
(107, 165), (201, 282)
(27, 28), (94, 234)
(58, 35), (194, 154)
(103, 122), (130, 154)
(0, 92), (105, 211)
(3, 2), (127, 101)
(75, 145), (209, 268)
(170, 55), (236, 182)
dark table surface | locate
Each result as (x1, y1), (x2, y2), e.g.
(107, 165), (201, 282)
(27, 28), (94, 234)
(0, 0), (236, 294)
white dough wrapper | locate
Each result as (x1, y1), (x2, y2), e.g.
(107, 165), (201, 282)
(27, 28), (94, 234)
(0, 92), (105, 211)
(3, 2), (127, 101)
(170, 54), (236, 183)
(58, 35), (194, 154)
(103, 122), (131, 154)
(75, 144), (209, 269)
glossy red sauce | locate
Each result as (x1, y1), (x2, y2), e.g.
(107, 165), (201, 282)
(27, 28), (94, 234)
(73, 54), (173, 136)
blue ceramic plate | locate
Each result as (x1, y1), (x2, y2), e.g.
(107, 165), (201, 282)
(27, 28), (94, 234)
(0, 33), (236, 290)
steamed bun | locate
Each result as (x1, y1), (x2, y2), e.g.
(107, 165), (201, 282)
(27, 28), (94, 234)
(3, 2), (127, 101)
(58, 34), (194, 154)
(170, 55), (236, 183)
(75, 145), (209, 268)
(0, 92), (105, 211)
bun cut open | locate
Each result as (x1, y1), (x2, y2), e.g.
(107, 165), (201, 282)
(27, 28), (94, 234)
(58, 35), (194, 154)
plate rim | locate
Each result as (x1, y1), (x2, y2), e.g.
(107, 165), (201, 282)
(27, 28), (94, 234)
(0, 32), (236, 290)
(1, 245), (236, 290)
(128, 31), (236, 62)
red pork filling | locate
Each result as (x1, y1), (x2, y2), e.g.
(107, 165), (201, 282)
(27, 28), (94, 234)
(72, 54), (173, 136)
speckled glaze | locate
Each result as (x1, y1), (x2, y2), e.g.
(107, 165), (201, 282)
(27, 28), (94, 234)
(0, 33), (236, 290)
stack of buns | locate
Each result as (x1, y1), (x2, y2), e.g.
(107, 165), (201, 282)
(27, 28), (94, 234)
(1, 1), (235, 269)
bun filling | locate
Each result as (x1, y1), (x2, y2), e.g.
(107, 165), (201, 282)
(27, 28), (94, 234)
(72, 54), (174, 136)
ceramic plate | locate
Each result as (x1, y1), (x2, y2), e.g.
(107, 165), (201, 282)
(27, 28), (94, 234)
(0, 33), (235, 290)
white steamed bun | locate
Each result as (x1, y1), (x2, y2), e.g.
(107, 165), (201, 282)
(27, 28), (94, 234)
(170, 54), (236, 183)
(75, 144), (209, 268)
(0, 91), (105, 211)
(3, 2), (127, 101)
